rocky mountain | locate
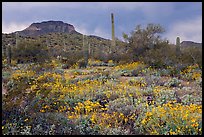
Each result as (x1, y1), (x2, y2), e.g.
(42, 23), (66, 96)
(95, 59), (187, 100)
(16, 21), (80, 36)
(2, 20), (113, 50)
(2, 20), (114, 57)
(181, 41), (202, 47)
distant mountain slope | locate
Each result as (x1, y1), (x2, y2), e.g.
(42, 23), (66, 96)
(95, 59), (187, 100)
(2, 20), (113, 51)
(16, 21), (80, 36)
(181, 41), (202, 47)
(2, 19), (116, 57)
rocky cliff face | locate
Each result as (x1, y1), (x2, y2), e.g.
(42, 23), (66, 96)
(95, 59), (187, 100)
(18, 21), (79, 36)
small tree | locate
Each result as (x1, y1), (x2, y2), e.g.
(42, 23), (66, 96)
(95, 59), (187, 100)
(125, 23), (165, 61)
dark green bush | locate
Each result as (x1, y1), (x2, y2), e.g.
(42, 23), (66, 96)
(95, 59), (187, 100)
(61, 50), (83, 69)
(12, 40), (50, 64)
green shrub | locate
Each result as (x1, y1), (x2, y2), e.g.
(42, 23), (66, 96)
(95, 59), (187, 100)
(74, 118), (100, 135)
(61, 50), (83, 69)
(12, 40), (50, 64)
(165, 77), (181, 87)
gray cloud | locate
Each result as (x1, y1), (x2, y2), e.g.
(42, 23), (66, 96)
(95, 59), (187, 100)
(2, 2), (202, 43)
(2, 21), (30, 33)
(164, 16), (202, 44)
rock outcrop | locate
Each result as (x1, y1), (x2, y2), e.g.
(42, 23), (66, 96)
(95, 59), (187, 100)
(17, 21), (79, 36)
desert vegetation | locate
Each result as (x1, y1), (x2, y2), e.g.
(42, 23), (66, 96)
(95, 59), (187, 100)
(2, 23), (202, 135)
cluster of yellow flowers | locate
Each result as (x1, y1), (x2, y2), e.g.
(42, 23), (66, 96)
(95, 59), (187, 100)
(6, 60), (202, 135)
(114, 61), (142, 71)
(26, 72), (64, 95)
(11, 70), (35, 80)
(74, 100), (101, 115)
(181, 64), (199, 74)
(50, 60), (60, 68)
(108, 60), (113, 64)
(191, 72), (201, 81)
(88, 59), (103, 65)
(141, 101), (202, 135)
(67, 100), (135, 130)
(39, 103), (68, 113)
(179, 64), (202, 81)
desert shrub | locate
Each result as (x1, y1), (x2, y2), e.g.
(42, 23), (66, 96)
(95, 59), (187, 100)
(164, 77), (181, 87)
(179, 64), (202, 81)
(78, 59), (88, 68)
(4, 70), (36, 111)
(101, 70), (111, 78)
(62, 64), (70, 69)
(131, 65), (145, 76)
(101, 127), (131, 135)
(74, 118), (100, 135)
(124, 24), (165, 61)
(88, 59), (104, 66)
(180, 46), (202, 68)
(107, 60), (115, 67)
(109, 52), (122, 63)
(128, 77), (147, 87)
(140, 86), (154, 97)
(61, 50), (83, 69)
(107, 97), (135, 116)
(135, 102), (202, 135)
(160, 45), (203, 70)
(118, 52), (133, 64)
(30, 112), (75, 135)
(93, 51), (109, 63)
(2, 107), (28, 135)
(12, 40), (50, 64)
(2, 111), (76, 135)
(2, 71), (11, 82)
(144, 75), (160, 86)
(139, 41), (177, 69)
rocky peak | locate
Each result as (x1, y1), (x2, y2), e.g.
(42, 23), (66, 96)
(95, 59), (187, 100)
(18, 20), (78, 36)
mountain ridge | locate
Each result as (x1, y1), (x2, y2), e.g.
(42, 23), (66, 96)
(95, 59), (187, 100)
(15, 20), (81, 36)
(180, 41), (202, 47)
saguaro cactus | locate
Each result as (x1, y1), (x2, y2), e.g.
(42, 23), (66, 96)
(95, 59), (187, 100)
(16, 32), (19, 48)
(176, 36), (181, 57)
(6, 44), (11, 65)
(83, 35), (89, 67)
(2, 44), (7, 58)
(63, 34), (66, 51)
(88, 43), (91, 58)
(111, 13), (116, 53)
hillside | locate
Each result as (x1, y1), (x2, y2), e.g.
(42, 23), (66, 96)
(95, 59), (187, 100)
(2, 20), (114, 50)
(2, 21), (126, 58)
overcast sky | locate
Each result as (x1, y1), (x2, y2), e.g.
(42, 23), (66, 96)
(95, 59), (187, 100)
(2, 2), (202, 44)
